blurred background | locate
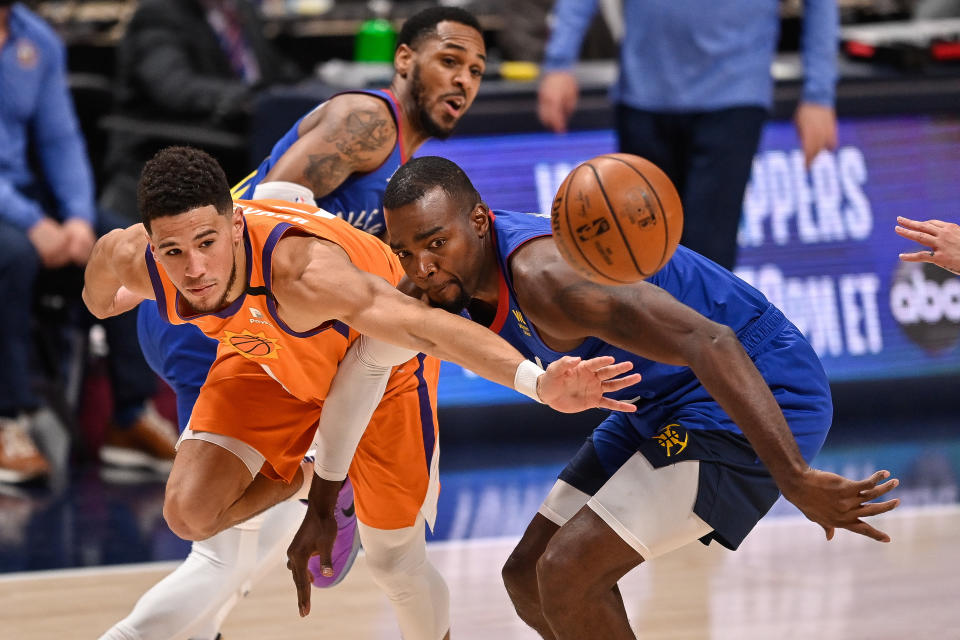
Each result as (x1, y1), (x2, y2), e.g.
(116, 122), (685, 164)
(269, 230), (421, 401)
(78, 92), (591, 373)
(0, 0), (958, 589)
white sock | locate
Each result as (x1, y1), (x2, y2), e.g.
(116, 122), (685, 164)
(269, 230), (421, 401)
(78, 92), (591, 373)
(98, 500), (306, 640)
(359, 516), (450, 640)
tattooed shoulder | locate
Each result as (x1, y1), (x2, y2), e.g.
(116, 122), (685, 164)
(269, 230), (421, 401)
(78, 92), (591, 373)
(325, 108), (395, 158)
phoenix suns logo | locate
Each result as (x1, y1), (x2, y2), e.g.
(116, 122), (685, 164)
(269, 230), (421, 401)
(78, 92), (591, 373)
(222, 330), (281, 360)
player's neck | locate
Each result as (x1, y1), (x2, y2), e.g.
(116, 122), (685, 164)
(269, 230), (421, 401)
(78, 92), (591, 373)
(470, 234), (501, 307)
(224, 240), (248, 307)
(388, 80), (428, 159)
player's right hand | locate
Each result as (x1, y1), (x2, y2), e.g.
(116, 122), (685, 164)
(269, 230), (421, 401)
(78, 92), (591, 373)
(538, 71), (579, 134)
(286, 506), (338, 617)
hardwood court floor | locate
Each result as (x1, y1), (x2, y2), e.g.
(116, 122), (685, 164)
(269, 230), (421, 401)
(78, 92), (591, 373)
(2, 506), (958, 640)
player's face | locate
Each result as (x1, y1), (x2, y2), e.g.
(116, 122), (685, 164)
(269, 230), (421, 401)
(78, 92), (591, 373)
(148, 205), (245, 313)
(406, 22), (485, 140)
(386, 188), (487, 312)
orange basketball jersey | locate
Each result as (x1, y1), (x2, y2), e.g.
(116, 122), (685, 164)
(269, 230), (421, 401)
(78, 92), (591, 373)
(144, 199), (405, 405)
(144, 200), (442, 524)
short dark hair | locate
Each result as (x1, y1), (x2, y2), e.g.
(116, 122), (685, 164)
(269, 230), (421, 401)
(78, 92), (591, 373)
(137, 146), (233, 232)
(383, 156), (480, 212)
(396, 6), (482, 50)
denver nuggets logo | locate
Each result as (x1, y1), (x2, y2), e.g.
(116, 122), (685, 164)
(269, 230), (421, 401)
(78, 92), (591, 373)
(222, 330), (281, 360)
(653, 424), (688, 457)
(512, 309), (532, 337)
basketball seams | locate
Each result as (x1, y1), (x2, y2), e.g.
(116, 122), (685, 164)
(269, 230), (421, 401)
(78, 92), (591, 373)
(561, 167), (617, 284)
(585, 162), (645, 278)
(551, 153), (680, 285)
(604, 154), (672, 271)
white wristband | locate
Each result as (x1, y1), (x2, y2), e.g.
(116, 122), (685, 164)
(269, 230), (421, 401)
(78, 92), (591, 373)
(514, 359), (545, 403)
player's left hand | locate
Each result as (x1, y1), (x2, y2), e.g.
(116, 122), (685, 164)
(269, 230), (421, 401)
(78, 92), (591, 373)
(896, 216), (960, 275)
(286, 503), (338, 617)
(780, 468), (900, 543)
(794, 102), (838, 168)
(537, 355), (641, 413)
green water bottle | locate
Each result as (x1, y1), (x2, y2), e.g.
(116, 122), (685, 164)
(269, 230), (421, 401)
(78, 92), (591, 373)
(355, 13), (396, 63)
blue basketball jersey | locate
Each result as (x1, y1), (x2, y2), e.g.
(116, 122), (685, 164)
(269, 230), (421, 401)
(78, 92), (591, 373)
(233, 89), (406, 236)
(483, 209), (830, 460)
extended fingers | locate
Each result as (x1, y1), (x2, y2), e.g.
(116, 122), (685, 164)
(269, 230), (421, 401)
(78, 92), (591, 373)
(899, 250), (934, 263)
(580, 355), (614, 372)
(597, 397), (638, 412)
(855, 470), (891, 492)
(843, 519), (891, 543)
(895, 225), (936, 246)
(859, 477), (899, 501)
(594, 361), (635, 380)
(287, 556), (313, 616)
(600, 372), (642, 393)
(897, 216), (944, 233)
(852, 497), (900, 519)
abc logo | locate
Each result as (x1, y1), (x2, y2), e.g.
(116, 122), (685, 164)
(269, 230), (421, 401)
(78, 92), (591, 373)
(889, 262), (960, 353)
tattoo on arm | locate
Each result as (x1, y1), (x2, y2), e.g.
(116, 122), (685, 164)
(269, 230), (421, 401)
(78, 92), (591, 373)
(327, 109), (393, 157)
(302, 108), (394, 197)
(303, 153), (349, 197)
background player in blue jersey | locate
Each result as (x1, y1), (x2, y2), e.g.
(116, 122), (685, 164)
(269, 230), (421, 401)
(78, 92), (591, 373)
(110, 8), (488, 640)
(230, 5), (486, 238)
(376, 156), (901, 640)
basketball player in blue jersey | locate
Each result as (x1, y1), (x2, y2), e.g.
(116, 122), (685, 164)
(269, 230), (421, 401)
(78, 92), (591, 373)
(107, 8), (486, 640)
(230, 5), (485, 236)
(376, 157), (901, 640)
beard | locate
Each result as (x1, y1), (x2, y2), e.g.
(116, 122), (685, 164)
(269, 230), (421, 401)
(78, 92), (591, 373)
(410, 64), (457, 141)
(427, 279), (472, 313)
(186, 252), (239, 313)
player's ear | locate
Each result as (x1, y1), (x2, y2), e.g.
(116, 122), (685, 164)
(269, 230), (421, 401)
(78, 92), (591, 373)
(143, 227), (157, 260)
(395, 44), (414, 78)
(232, 206), (244, 241)
(470, 203), (489, 236)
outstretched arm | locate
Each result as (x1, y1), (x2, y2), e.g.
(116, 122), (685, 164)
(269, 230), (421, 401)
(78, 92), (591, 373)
(82, 224), (155, 318)
(272, 237), (640, 414)
(512, 239), (899, 541)
(896, 216), (960, 275)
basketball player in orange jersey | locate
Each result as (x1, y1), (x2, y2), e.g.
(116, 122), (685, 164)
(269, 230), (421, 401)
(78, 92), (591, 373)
(116, 9), (487, 638)
(83, 147), (640, 639)
(370, 157), (901, 640)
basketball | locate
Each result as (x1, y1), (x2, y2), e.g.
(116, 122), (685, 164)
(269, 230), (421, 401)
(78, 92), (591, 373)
(550, 153), (683, 285)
